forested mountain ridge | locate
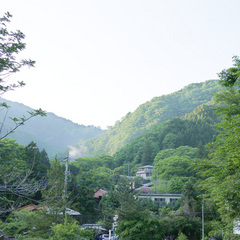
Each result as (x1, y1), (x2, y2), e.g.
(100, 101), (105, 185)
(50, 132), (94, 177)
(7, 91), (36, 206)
(77, 80), (220, 156)
(0, 98), (105, 157)
(111, 103), (219, 175)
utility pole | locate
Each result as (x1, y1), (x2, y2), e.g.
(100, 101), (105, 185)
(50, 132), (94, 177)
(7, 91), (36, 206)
(63, 152), (69, 218)
(202, 196), (204, 240)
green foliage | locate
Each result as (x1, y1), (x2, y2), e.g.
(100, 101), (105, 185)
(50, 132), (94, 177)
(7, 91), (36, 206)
(196, 115), (240, 220)
(70, 155), (114, 171)
(153, 146), (197, 183)
(116, 215), (164, 240)
(162, 214), (202, 239)
(0, 139), (26, 212)
(195, 56), (240, 223)
(108, 178), (164, 239)
(116, 178), (140, 221)
(0, 12), (35, 93)
(25, 141), (50, 178)
(0, 139), (50, 214)
(112, 111), (218, 174)
(0, 13), (46, 140)
(52, 220), (93, 240)
(147, 146), (199, 193)
(42, 157), (64, 213)
(218, 55), (240, 87)
(68, 172), (97, 216)
(154, 146), (198, 160)
(0, 210), (58, 239)
(81, 80), (220, 156)
(0, 210), (93, 239)
(98, 190), (120, 229)
(155, 156), (193, 180)
(0, 138), (27, 170)
(0, 97), (105, 157)
(176, 232), (188, 240)
(67, 156), (115, 217)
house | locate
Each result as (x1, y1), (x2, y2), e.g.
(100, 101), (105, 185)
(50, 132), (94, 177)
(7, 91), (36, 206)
(13, 204), (80, 217)
(58, 208), (81, 216)
(136, 165), (154, 179)
(94, 188), (108, 204)
(80, 224), (106, 232)
(234, 219), (240, 234)
(12, 204), (47, 212)
(138, 193), (182, 207)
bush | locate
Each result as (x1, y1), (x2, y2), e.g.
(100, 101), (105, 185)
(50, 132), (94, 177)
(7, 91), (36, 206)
(52, 220), (93, 240)
(176, 232), (188, 240)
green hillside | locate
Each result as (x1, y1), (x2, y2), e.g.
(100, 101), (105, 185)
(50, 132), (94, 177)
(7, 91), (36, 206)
(0, 98), (106, 157)
(77, 80), (220, 156)
(111, 103), (219, 175)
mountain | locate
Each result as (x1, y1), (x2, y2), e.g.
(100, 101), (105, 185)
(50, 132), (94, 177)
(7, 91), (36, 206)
(0, 98), (106, 157)
(111, 103), (219, 174)
(76, 80), (220, 157)
(0, 79), (221, 159)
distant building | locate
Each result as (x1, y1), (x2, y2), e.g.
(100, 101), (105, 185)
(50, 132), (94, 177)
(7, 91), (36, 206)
(12, 204), (47, 212)
(94, 188), (108, 204)
(136, 165), (154, 179)
(233, 219), (240, 234)
(94, 188), (107, 199)
(138, 193), (182, 207)
(80, 224), (106, 232)
(13, 204), (80, 217)
(58, 208), (81, 216)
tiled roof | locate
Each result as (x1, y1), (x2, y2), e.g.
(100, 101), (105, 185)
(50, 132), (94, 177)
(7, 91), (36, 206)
(94, 189), (107, 198)
(13, 204), (47, 212)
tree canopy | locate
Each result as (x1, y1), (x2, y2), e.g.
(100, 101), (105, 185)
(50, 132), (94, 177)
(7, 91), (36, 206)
(195, 56), (240, 222)
(0, 12), (45, 140)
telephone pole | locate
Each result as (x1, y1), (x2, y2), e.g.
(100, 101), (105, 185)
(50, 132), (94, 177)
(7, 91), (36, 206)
(202, 196), (204, 240)
(63, 152), (69, 218)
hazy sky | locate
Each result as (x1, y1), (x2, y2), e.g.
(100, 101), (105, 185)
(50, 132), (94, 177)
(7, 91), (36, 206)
(1, 0), (240, 129)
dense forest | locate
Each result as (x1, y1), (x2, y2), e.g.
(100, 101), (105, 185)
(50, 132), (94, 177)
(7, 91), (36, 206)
(76, 80), (220, 157)
(111, 103), (219, 175)
(1, 12), (240, 240)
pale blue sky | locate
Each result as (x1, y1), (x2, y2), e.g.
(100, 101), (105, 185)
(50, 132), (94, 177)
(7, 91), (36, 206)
(1, 0), (240, 129)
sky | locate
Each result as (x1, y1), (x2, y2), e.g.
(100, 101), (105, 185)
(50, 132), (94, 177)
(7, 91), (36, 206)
(1, 0), (240, 129)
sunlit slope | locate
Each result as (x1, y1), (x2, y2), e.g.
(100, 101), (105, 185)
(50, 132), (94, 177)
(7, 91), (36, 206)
(80, 80), (220, 156)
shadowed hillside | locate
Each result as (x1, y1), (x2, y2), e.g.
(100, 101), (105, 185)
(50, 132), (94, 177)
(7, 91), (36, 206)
(0, 98), (106, 157)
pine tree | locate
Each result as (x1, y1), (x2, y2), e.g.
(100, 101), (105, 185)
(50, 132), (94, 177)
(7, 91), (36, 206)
(42, 157), (65, 214)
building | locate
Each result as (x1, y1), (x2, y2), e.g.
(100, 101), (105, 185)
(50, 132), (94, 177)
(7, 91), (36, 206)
(138, 193), (182, 207)
(136, 165), (154, 179)
(13, 204), (80, 217)
(12, 204), (47, 212)
(80, 224), (106, 232)
(94, 188), (108, 204)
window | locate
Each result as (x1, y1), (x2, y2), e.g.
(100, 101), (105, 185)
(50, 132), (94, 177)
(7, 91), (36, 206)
(170, 198), (178, 206)
(154, 198), (166, 206)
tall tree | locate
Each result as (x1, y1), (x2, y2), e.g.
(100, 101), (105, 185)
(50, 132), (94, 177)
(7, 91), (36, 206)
(0, 139), (45, 214)
(0, 12), (45, 139)
(0, 12), (47, 216)
(25, 141), (50, 179)
(115, 178), (165, 239)
(196, 56), (240, 221)
(42, 157), (65, 214)
(141, 138), (152, 165)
